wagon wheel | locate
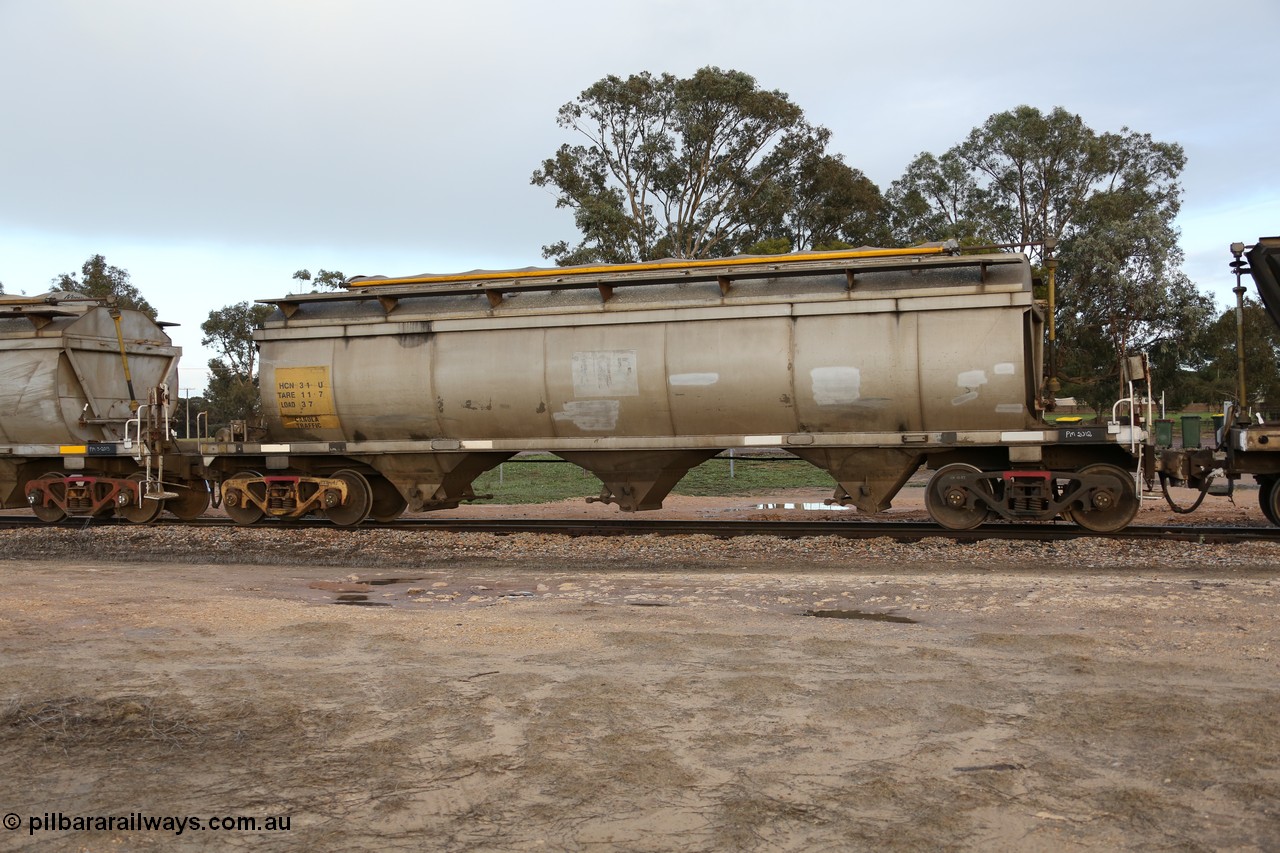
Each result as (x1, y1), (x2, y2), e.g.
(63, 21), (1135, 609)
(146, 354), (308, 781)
(1071, 464), (1140, 533)
(166, 482), (211, 521)
(223, 471), (264, 526)
(118, 473), (163, 524)
(1260, 476), (1280, 528)
(326, 469), (373, 527)
(925, 463), (993, 531)
(29, 472), (67, 523)
(369, 476), (408, 523)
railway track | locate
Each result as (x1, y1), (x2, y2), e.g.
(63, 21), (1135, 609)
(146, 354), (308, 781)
(2, 514), (1278, 544)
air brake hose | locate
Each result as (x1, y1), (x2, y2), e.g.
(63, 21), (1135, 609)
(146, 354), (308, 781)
(1158, 471), (1213, 514)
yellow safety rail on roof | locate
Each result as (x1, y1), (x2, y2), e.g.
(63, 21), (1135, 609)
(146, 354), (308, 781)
(349, 245), (950, 288)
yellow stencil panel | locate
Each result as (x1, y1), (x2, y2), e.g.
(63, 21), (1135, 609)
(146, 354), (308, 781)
(276, 366), (339, 429)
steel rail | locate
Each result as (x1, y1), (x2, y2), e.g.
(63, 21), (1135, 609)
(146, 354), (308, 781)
(2, 514), (1277, 544)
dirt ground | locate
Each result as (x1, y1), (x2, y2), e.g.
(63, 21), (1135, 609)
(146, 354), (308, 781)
(0, 491), (1277, 851)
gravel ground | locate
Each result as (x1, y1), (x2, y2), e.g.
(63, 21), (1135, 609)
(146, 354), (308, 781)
(0, 492), (1276, 851)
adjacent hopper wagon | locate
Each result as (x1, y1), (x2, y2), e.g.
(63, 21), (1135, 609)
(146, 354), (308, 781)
(0, 293), (208, 521)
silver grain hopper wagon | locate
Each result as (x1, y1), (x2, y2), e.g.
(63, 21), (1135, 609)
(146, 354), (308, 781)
(0, 293), (204, 520)
(200, 246), (1150, 530)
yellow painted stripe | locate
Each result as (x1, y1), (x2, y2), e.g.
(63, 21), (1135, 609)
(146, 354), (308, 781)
(59, 445), (87, 455)
(349, 246), (948, 288)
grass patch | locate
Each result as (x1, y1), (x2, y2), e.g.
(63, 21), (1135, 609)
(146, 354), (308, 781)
(470, 454), (836, 504)
(674, 457), (835, 496)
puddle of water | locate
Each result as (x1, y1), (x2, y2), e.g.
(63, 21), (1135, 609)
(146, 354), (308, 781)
(359, 577), (425, 587)
(803, 609), (916, 624)
(333, 593), (391, 607)
(626, 600), (670, 607)
(756, 503), (850, 511)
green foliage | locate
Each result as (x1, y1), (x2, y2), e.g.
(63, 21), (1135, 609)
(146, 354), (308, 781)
(966, 107), (1184, 260)
(201, 302), (272, 377)
(813, 239), (856, 252)
(293, 268), (346, 291)
(744, 237), (791, 255)
(532, 67), (885, 264)
(1056, 212), (1213, 412)
(314, 270), (346, 290)
(742, 152), (891, 251)
(887, 106), (1186, 263)
(53, 255), (156, 318)
(885, 151), (993, 246)
(469, 455), (835, 504)
(200, 302), (273, 425)
(886, 104), (1205, 410)
(1187, 298), (1280, 409)
(202, 363), (262, 428)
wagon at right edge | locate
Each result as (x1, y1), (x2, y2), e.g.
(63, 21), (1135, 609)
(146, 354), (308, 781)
(1158, 236), (1280, 524)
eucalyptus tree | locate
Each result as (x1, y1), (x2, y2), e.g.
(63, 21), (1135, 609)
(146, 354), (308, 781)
(887, 105), (1208, 406)
(53, 255), (156, 318)
(1055, 210), (1214, 410)
(532, 66), (885, 264)
(884, 150), (992, 247)
(292, 268), (347, 291)
(200, 301), (273, 425)
(741, 151), (891, 253)
(1189, 298), (1280, 411)
(887, 106), (1185, 259)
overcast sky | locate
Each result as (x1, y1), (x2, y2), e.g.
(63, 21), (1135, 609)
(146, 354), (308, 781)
(2, 0), (1277, 393)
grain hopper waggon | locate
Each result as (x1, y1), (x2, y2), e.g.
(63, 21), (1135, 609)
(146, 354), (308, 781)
(0, 293), (208, 521)
(199, 244), (1150, 531)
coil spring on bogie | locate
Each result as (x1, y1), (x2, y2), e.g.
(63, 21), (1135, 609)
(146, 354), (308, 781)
(1005, 477), (1049, 515)
(1013, 496), (1048, 513)
(263, 481), (298, 512)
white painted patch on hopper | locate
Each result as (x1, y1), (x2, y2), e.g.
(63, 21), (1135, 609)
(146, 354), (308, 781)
(553, 399), (620, 431)
(572, 350), (639, 398)
(669, 373), (719, 386)
(995, 403), (1024, 413)
(952, 391), (979, 405)
(1001, 430), (1045, 442)
(810, 366), (861, 405)
(993, 362), (1017, 375)
(957, 370), (988, 387)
